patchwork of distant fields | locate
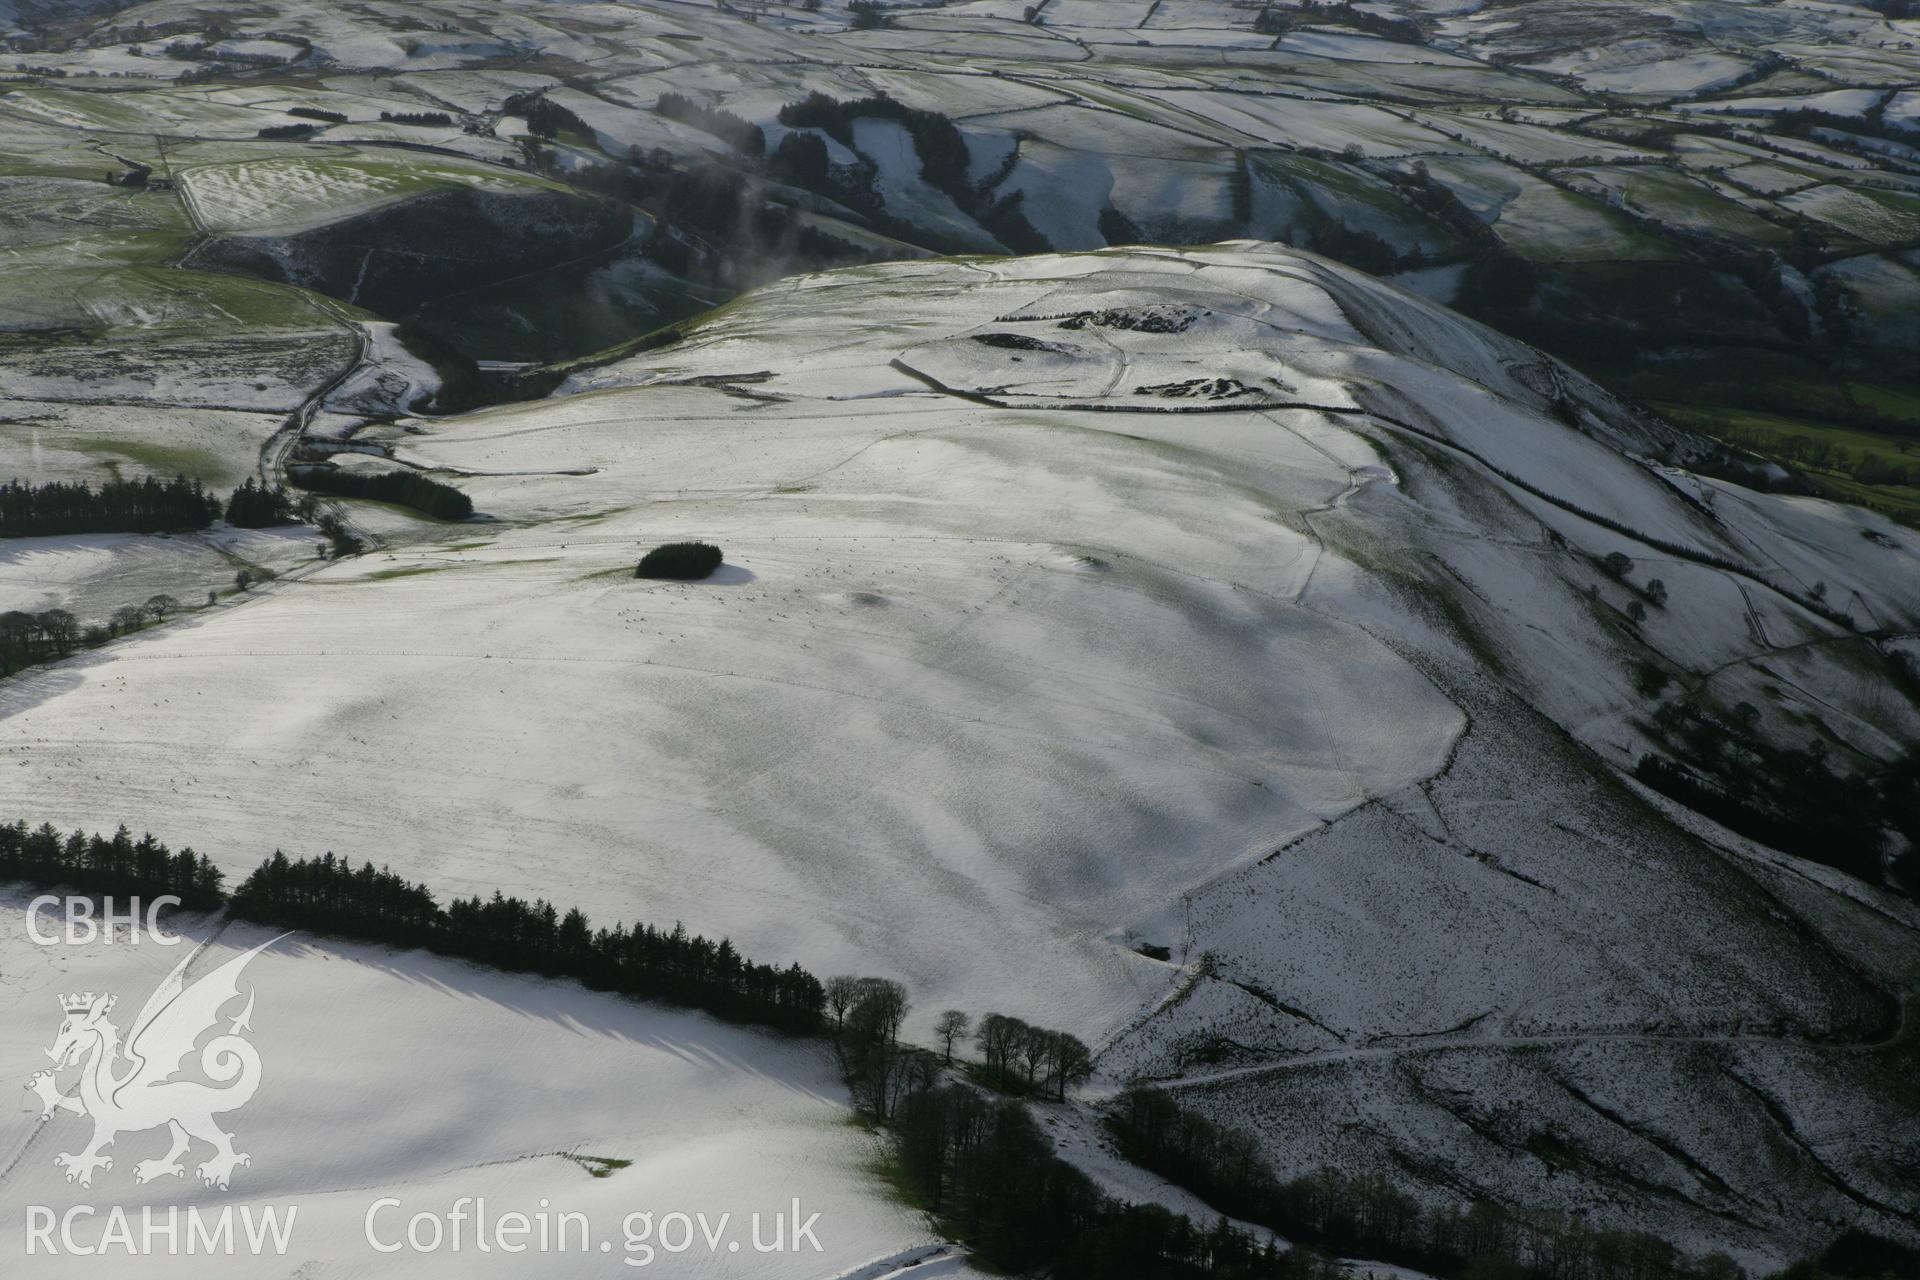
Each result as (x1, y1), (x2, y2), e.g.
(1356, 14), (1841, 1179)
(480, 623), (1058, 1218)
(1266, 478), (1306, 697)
(3, 0), (1918, 512)
(2, 0), (1919, 1274)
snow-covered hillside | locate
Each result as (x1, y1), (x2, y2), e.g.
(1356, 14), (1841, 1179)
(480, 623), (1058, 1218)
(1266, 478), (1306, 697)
(0, 894), (963, 1278)
(2, 243), (1915, 1264)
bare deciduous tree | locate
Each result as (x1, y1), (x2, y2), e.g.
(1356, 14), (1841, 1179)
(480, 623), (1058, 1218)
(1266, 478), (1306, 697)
(825, 974), (860, 1035)
(36, 609), (77, 657)
(934, 1009), (969, 1063)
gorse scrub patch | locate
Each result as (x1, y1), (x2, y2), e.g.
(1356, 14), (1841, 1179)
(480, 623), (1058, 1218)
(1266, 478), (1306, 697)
(636, 541), (723, 580)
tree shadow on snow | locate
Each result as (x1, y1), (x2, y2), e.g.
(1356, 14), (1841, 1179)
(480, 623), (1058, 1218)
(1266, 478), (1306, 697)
(0, 658), (90, 719)
(238, 924), (840, 1105)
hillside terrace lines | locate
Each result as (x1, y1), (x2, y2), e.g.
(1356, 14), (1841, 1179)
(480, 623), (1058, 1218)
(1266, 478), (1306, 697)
(887, 344), (1848, 633)
(0, 641), (1288, 789)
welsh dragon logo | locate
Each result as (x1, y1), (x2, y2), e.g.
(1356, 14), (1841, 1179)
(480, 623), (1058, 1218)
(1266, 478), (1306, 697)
(25, 936), (284, 1191)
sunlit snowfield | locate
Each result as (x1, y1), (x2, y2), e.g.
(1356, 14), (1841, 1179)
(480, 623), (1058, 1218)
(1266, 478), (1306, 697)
(3, 244), (1917, 1267)
(0, 898), (962, 1279)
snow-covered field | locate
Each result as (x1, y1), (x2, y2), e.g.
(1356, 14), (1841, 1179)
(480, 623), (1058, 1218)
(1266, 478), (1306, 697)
(0, 402), (283, 490)
(180, 154), (559, 236)
(0, 898), (958, 1278)
(3, 243), (1916, 1263)
(0, 526), (318, 619)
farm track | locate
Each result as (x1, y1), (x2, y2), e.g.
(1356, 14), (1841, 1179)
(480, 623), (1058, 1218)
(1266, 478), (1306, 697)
(257, 299), (370, 488)
(1734, 579), (1775, 649)
(1126, 1020), (1906, 1100)
(246, 296), (392, 559)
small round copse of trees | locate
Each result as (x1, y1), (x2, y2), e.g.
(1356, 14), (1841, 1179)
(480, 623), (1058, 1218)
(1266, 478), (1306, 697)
(636, 542), (723, 581)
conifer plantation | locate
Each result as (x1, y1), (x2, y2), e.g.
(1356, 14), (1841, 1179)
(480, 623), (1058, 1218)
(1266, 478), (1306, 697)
(224, 478), (302, 528)
(0, 820), (225, 910)
(0, 820), (822, 1035)
(232, 850), (824, 1032)
(289, 466), (473, 521)
(0, 476), (221, 537)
